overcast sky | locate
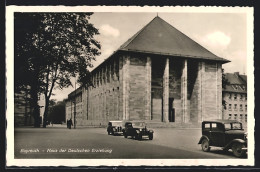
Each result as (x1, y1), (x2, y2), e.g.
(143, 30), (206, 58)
(51, 12), (248, 102)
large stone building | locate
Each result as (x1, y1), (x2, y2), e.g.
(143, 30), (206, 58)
(222, 72), (247, 124)
(65, 16), (229, 126)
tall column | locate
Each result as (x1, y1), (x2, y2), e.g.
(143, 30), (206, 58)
(197, 62), (202, 123)
(163, 58), (169, 123)
(201, 62), (205, 121)
(122, 55), (130, 120)
(145, 56), (152, 120)
(217, 63), (222, 119)
(181, 59), (188, 123)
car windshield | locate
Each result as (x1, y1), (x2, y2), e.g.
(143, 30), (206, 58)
(224, 122), (242, 130)
(111, 122), (122, 126)
(132, 122), (145, 127)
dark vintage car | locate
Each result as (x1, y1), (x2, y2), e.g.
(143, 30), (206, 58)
(107, 121), (123, 135)
(122, 121), (154, 140)
(198, 120), (247, 158)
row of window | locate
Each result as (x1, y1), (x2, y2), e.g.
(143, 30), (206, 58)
(91, 87), (120, 97)
(228, 114), (247, 122)
(228, 104), (247, 111)
(227, 93), (247, 101)
(231, 85), (246, 91)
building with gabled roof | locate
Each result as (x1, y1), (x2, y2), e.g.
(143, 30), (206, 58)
(222, 72), (247, 125)
(66, 16), (229, 126)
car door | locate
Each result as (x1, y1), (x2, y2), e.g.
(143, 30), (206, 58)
(125, 123), (133, 135)
(209, 123), (225, 146)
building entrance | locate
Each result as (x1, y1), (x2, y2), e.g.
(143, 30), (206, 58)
(169, 98), (175, 122)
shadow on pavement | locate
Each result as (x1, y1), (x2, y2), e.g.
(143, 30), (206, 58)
(206, 148), (248, 159)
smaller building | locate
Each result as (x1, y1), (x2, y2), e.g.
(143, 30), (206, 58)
(65, 87), (87, 126)
(14, 89), (34, 126)
(222, 72), (247, 125)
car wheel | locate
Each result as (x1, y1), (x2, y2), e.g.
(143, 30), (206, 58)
(111, 131), (114, 136)
(232, 143), (246, 158)
(134, 134), (138, 140)
(149, 133), (153, 140)
(201, 139), (210, 152)
(137, 134), (142, 140)
(124, 133), (127, 138)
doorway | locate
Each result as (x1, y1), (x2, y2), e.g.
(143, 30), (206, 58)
(169, 98), (175, 122)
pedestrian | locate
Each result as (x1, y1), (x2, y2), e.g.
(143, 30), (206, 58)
(66, 119), (69, 128)
(68, 118), (73, 129)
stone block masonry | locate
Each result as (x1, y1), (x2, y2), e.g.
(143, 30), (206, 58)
(65, 54), (223, 126)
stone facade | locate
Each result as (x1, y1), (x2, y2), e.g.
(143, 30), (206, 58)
(65, 54), (224, 126)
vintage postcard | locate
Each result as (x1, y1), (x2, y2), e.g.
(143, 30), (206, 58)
(6, 6), (254, 167)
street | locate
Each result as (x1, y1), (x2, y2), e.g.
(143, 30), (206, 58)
(14, 125), (245, 159)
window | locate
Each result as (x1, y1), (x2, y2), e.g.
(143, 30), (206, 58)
(245, 114), (247, 122)
(225, 123), (231, 130)
(228, 114), (232, 120)
(232, 85), (238, 90)
(229, 93), (232, 100)
(234, 104), (237, 111)
(240, 94), (243, 101)
(245, 96), (247, 101)
(232, 122), (242, 129)
(240, 114), (243, 120)
(204, 123), (210, 129)
(240, 104), (243, 111)
(234, 94), (237, 100)
(234, 114), (237, 120)
(229, 104), (232, 111)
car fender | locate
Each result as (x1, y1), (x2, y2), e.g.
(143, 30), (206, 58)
(198, 135), (210, 144)
(149, 130), (154, 133)
(223, 139), (247, 150)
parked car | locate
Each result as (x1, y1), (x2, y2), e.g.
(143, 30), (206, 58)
(122, 121), (154, 140)
(198, 119), (247, 158)
(107, 121), (123, 135)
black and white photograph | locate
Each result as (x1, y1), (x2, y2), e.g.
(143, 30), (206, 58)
(6, 6), (254, 166)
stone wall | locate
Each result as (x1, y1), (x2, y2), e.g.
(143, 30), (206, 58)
(65, 56), (121, 126)
(128, 55), (150, 120)
(65, 52), (224, 126)
(203, 62), (222, 120)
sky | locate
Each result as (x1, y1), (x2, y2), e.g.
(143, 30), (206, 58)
(51, 11), (249, 102)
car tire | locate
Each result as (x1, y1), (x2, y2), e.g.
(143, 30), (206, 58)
(134, 134), (139, 140)
(124, 133), (127, 138)
(232, 143), (246, 158)
(138, 134), (142, 141)
(149, 133), (153, 140)
(201, 139), (210, 152)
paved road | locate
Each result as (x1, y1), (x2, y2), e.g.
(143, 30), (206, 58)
(14, 125), (244, 159)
